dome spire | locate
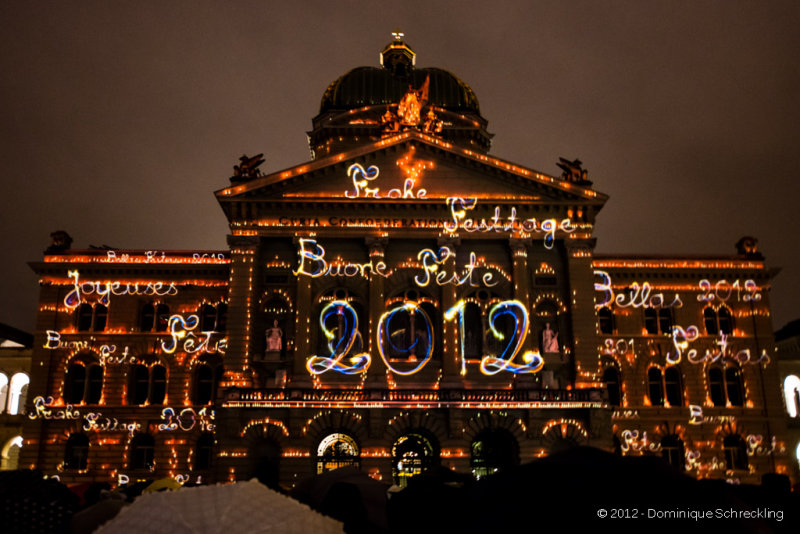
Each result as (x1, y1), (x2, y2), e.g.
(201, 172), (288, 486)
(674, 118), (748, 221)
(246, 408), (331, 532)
(380, 30), (415, 77)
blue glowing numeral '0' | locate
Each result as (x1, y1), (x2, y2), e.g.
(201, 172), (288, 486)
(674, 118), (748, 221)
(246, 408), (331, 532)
(306, 300), (371, 375)
(377, 302), (434, 376)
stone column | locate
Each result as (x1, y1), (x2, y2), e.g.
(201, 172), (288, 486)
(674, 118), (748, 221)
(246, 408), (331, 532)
(222, 235), (259, 388)
(366, 236), (388, 387)
(292, 237), (314, 386)
(438, 236), (461, 382)
(510, 238), (531, 350)
(564, 238), (598, 388)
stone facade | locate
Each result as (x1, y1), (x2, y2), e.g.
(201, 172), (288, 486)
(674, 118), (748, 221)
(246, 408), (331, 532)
(18, 39), (793, 488)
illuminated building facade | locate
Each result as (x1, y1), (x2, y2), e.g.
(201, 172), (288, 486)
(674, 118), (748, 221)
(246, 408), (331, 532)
(20, 37), (792, 487)
(0, 324), (32, 471)
(776, 320), (800, 483)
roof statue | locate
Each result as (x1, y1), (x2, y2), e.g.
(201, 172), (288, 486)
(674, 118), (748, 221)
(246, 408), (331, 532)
(556, 157), (591, 185)
(736, 236), (764, 259)
(231, 153), (265, 183)
(45, 230), (72, 253)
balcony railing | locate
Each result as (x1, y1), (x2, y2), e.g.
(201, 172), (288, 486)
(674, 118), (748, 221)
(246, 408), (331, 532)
(222, 387), (605, 409)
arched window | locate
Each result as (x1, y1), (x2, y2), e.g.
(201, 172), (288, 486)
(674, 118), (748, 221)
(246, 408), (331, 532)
(723, 434), (748, 470)
(155, 304), (170, 332)
(128, 364), (167, 405)
(86, 365), (103, 404)
(704, 307), (733, 336)
(644, 308), (672, 335)
(1, 435), (23, 470)
(463, 302), (483, 358)
(703, 307), (719, 335)
(598, 307), (615, 335)
(470, 428), (519, 479)
(64, 433), (89, 470)
(316, 432), (360, 474)
(783, 375), (800, 417)
(717, 307), (733, 335)
(193, 363), (222, 405)
(76, 304), (106, 332)
(150, 365), (167, 405)
(602, 366), (621, 407)
(216, 303), (228, 332)
(195, 432), (214, 470)
(419, 300), (440, 360)
(0, 373), (8, 414)
(664, 367), (683, 407)
(708, 366), (744, 407)
(201, 304), (217, 332)
(644, 307), (658, 335)
(77, 304), (94, 332)
(65, 364), (87, 404)
(129, 434), (155, 470)
(660, 435), (685, 471)
(129, 364), (150, 405)
(93, 304), (107, 331)
(392, 432), (437, 486)
(65, 362), (103, 404)
(199, 302), (228, 332)
(725, 368), (744, 407)
(658, 309), (673, 335)
(140, 303), (155, 331)
(141, 303), (170, 332)
(647, 368), (664, 406)
(708, 367), (726, 406)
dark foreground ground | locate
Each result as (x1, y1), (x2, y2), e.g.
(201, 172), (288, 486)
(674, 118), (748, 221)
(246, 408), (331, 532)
(1, 447), (798, 534)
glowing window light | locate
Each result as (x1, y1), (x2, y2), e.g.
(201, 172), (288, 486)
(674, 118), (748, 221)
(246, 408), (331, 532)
(796, 442), (800, 469)
(0, 373), (7, 414)
(377, 302), (434, 375)
(7, 373), (29, 415)
(784, 375), (800, 417)
(1, 435), (23, 468)
(316, 433), (360, 474)
(306, 301), (371, 375)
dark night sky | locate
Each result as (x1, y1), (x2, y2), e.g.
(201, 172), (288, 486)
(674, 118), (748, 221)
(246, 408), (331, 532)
(1, 1), (798, 333)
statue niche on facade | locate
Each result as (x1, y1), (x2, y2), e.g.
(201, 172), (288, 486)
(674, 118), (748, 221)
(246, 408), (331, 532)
(265, 320), (283, 352)
(542, 323), (560, 354)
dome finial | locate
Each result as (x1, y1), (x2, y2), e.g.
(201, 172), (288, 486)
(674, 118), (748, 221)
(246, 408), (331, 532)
(381, 31), (415, 76)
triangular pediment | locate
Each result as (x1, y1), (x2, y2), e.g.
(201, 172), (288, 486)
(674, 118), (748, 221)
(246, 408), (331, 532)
(216, 132), (607, 206)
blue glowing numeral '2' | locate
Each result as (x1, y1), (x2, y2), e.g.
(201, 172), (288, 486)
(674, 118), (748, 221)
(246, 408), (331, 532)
(480, 301), (543, 375)
(444, 300), (543, 375)
(306, 301), (371, 375)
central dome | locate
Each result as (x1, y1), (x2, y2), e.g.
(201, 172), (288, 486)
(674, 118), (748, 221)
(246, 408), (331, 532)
(320, 66), (480, 114)
(308, 36), (492, 158)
